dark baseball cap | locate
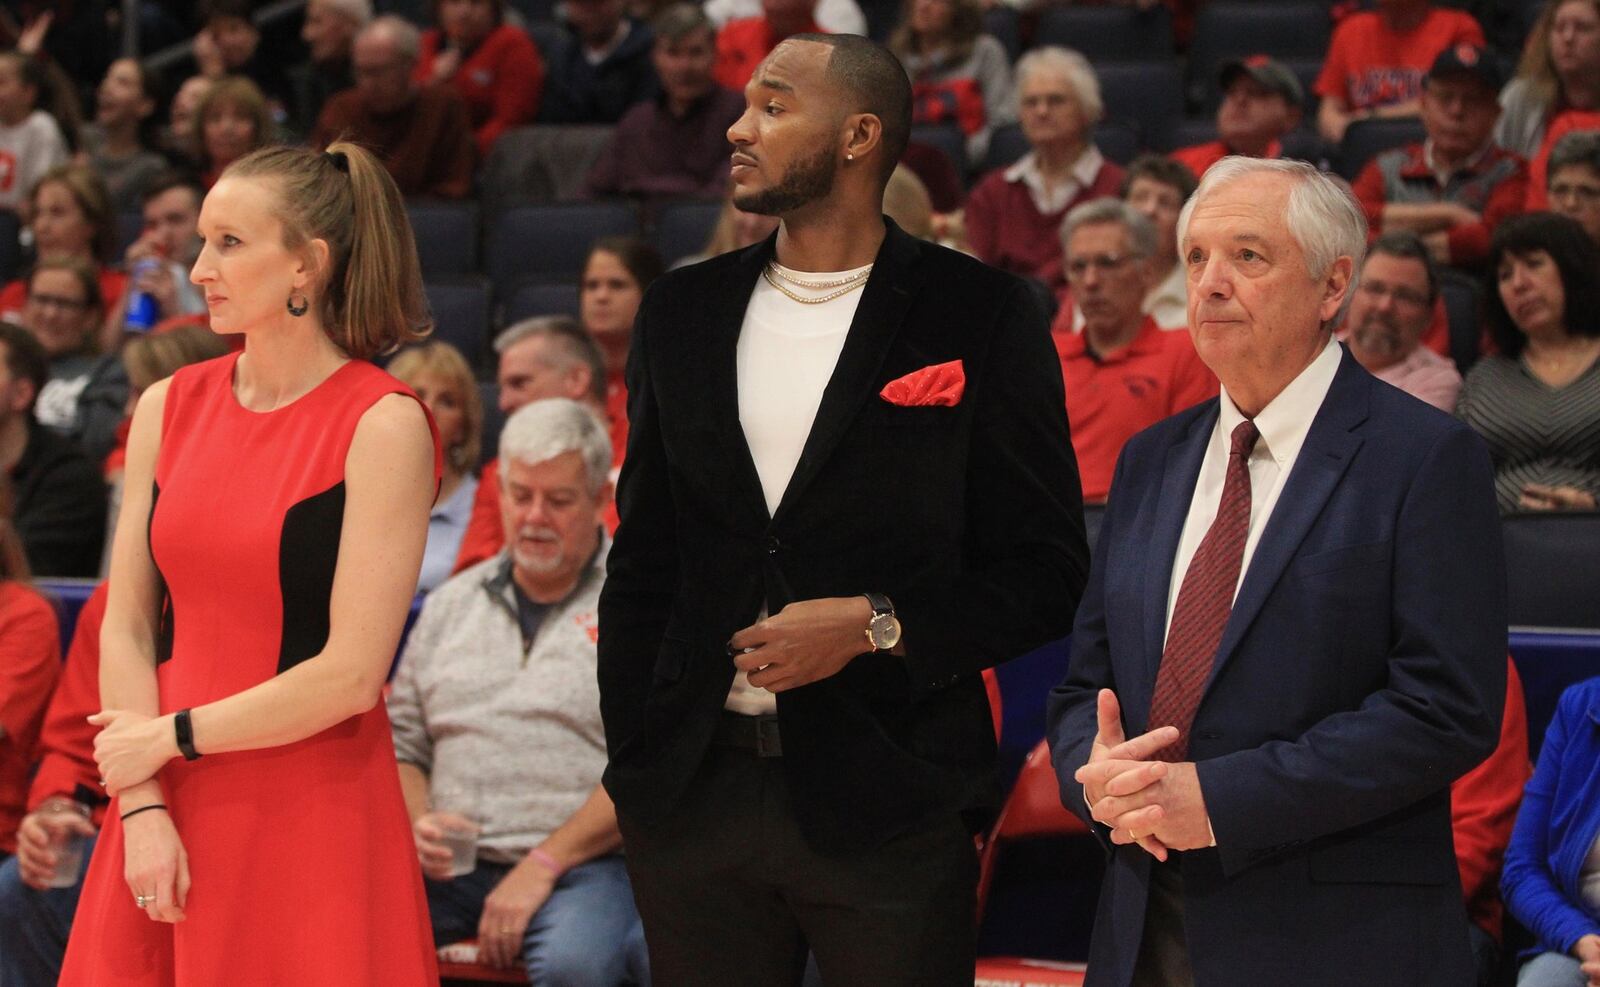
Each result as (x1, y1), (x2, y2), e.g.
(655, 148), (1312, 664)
(1426, 44), (1506, 91)
(1219, 55), (1305, 108)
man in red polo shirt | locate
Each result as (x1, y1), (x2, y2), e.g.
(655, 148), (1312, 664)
(1171, 56), (1303, 180)
(1351, 45), (1528, 268)
(713, 0), (822, 92)
(1054, 199), (1216, 504)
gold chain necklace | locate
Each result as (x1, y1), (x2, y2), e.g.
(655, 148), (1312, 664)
(766, 262), (873, 290)
(762, 265), (870, 305)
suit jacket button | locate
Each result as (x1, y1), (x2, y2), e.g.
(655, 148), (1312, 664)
(766, 536), (780, 554)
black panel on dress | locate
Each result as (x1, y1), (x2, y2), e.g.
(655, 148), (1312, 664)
(277, 482), (345, 674)
(149, 482), (175, 664)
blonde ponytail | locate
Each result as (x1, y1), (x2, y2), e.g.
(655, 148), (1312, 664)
(222, 140), (431, 359)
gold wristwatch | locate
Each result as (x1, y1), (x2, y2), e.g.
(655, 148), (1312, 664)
(862, 592), (902, 652)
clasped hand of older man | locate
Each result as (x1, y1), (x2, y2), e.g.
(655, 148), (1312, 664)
(1074, 690), (1214, 861)
(728, 596), (884, 693)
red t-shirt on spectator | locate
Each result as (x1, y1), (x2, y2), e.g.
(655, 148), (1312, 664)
(451, 372), (629, 575)
(27, 582), (109, 826)
(714, 17), (822, 94)
(1169, 139), (1283, 181)
(416, 24), (545, 158)
(0, 579), (62, 852)
(1524, 111), (1600, 210)
(1314, 8), (1484, 112)
(1053, 315), (1218, 503)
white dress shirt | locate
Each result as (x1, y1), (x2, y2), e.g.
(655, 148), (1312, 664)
(1164, 338), (1343, 637)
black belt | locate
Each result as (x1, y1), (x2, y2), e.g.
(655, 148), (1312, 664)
(712, 711), (783, 757)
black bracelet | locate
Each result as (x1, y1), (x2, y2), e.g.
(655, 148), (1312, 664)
(174, 709), (200, 761)
(120, 804), (167, 822)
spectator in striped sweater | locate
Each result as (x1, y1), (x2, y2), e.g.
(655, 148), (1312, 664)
(1456, 211), (1600, 512)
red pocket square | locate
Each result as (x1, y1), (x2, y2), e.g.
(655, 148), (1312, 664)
(879, 360), (965, 407)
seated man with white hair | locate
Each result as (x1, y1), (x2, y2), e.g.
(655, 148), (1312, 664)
(388, 398), (649, 985)
(964, 46), (1124, 291)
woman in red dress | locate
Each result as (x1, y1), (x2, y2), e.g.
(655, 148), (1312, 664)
(59, 141), (443, 985)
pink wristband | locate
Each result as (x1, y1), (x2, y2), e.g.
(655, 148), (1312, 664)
(528, 848), (565, 879)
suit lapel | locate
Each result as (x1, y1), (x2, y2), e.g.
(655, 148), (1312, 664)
(1136, 405), (1216, 722)
(710, 236), (777, 524)
(1200, 352), (1370, 693)
(770, 221), (924, 526)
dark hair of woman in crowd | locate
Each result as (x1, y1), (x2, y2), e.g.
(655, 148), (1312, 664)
(1485, 211), (1600, 358)
(222, 141), (430, 360)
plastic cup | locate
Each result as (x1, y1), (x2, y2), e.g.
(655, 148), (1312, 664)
(46, 805), (92, 889)
(440, 820), (479, 877)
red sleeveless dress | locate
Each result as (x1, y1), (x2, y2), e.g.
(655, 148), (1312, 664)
(61, 354), (442, 986)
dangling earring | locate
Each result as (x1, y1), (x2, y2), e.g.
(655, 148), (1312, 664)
(286, 291), (309, 317)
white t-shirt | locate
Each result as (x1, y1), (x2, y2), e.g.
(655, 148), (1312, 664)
(0, 110), (68, 213)
(724, 260), (871, 716)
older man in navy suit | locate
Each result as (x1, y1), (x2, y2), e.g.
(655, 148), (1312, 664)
(1047, 157), (1506, 987)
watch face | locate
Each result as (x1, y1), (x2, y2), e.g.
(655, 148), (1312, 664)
(869, 613), (902, 650)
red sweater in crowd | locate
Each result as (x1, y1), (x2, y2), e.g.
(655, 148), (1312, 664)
(416, 24), (545, 158)
(26, 582), (107, 827)
(0, 580), (62, 852)
(1352, 141), (1528, 266)
(964, 158), (1125, 289)
(714, 16), (822, 94)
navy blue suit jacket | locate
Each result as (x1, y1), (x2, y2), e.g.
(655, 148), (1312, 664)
(1046, 348), (1507, 987)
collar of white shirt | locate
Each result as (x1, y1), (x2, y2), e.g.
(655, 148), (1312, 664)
(1004, 145), (1105, 215)
(1217, 336), (1343, 469)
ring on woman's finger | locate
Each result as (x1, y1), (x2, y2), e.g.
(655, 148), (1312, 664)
(135, 893), (154, 908)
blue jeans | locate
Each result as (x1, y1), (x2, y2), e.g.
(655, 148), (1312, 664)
(1519, 951), (1589, 987)
(0, 834), (97, 987)
(427, 854), (649, 987)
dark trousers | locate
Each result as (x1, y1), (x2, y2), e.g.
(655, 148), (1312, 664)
(618, 744), (978, 987)
(1131, 854), (1194, 987)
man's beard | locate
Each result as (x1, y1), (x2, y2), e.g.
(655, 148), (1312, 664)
(1351, 315), (1404, 360)
(734, 143), (838, 216)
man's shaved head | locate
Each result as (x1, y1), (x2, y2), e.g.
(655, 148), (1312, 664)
(786, 33), (911, 183)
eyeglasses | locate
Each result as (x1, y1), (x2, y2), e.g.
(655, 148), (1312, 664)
(1356, 279), (1429, 309)
(1548, 182), (1600, 205)
(1064, 253), (1135, 280)
(25, 293), (90, 312)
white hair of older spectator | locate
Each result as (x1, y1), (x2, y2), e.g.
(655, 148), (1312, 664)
(1061, 197), (1158, 258)
(499, 398), (613, 495)
(317, 0), (374, 25)
(1177, 156), (1367, 326)
(362, 14), (421, 63)
(1015, 47), (1103, 126)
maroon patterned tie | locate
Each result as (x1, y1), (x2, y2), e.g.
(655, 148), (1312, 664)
(1147, 419), (1261, 762)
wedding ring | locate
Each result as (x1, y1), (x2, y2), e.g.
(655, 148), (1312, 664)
(135, 894), (152, 908)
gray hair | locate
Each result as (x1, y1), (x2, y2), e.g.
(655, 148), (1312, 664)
(1061, 197), (1158, 258)
(495, 315), (606, 404)
(1015, 46), (1103, 125)
(361, 14), (420, 62)
(313, 0), (373, 23)
(1549, 130), (1600, 181)
(1177, 156), (1367, 326)
(499, 398), (613, 495)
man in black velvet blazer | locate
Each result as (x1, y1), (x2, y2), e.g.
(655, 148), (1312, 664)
(596, 34), (1088, 986)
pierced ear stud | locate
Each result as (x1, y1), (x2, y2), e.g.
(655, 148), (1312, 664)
(846, 153), (854, 161)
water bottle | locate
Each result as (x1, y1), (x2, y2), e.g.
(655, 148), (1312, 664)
(124, 258), (162, 334)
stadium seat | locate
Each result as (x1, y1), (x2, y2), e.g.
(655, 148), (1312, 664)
(980, 122), (1028, 174)
(1438, 269), (1485, 374)
(423, 279), (493, 372)
(408, 200), (480, 278)
(983, 5), (1021, 62)
(910, 122), (967, 178)
(509, 0), (559, 26)
(1502, 513), (1600, 631)
(974, 740), (1095, 981)
(653, 200), (722, 267)
(438, 941), (528, 985)
(1034, 5), (1173, 63)
(1096, 63), (1183, 151)
(479, 124), (618, 208)
(0, 210), (22, 283)
(1186, 2), (1331, 110)
(1094, 121), (1139, 167)
(486, 202), (637, 296)
(479, 382), (505, 469)
(1336, 116), (1426, 180)
(503, 281), (581, 324)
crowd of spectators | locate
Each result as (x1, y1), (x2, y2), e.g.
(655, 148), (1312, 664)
(0, 0), (1595, 983)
